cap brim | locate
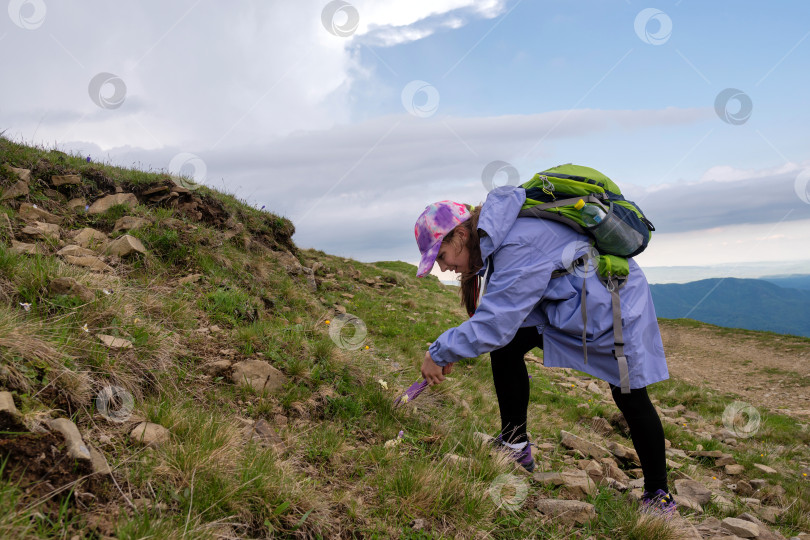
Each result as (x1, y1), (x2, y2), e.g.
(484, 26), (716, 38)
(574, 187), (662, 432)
(416, 241), (441, 277)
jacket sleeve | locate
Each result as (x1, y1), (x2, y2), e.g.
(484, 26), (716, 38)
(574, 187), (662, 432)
(428, 239), (555, 366)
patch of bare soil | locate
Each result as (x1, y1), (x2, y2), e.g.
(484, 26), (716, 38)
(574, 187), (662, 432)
(659, 320), (810, 416)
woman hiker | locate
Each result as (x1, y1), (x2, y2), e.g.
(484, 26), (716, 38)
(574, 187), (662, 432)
(413, 185), (675, 515)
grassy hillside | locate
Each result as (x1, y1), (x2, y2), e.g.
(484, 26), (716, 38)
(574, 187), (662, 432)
(0, 137), (808, 539)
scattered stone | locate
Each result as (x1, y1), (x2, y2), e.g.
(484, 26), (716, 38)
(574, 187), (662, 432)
(72, 227), (109, 249)
(725, 464), (745, 475)
(51, 174), (81, 186)
(753, 464), (777, 475)
(130, 422), (170, 446)
(606, 440), (641, 466)
(63, 255), (114, 272)
(178, 274), (202, 285)
(675, 478), (712, 505)
(688, 450), (724, 458)
(249, 419), (285, 451)
(19, 203), (62, 224)
(105, 234), (146, 257)
(749, 479), (767, 490)
(48, 418), (92, 461)
(600, 457), (630, 483)
(67, 197), (86, 210)
(532, 470), (596, 499)
(0, 391), (24, 429)
(202, 359), (232, 376)
(231, 360), (287, 394)
(9, 240), (46, 255)
(87, 193), (138, 214)
(21, 221), (60, 241)
(756, 506), (782, 524)
(96, 334), (133, 349)
(57, 245), (98, 258)
(1, 180), (30, 200)
(586, 381), (601, 394)
(720, 517), (759, 538)
(88, 445), (111, 475)
(49, 277), (94, 302)
(5, 166), (31, 182)
(113, 216), (150, 232)
(560, 430), (610, 460)
(713, 494), (736, 512)
(716, 455), (737, 467)
(673, 494), (703, 513)
(534, 499), (596, 526)
(734, 480), (754, 497)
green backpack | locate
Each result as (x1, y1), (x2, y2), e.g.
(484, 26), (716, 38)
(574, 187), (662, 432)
(516, 164), (656, 393)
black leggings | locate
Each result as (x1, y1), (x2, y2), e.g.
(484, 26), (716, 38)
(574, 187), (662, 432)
(490, 326), (668, 494)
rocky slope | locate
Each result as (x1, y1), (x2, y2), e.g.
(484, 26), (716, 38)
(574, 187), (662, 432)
(0, 139), (808, 539)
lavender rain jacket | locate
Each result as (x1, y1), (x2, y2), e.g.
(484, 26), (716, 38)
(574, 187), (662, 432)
(428, 186), (669, 390)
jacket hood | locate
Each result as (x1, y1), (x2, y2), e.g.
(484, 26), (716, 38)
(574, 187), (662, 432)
(478, 185), (526, 262)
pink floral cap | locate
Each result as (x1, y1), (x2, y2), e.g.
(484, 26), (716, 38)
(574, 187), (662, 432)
(414, 200), (470, 277)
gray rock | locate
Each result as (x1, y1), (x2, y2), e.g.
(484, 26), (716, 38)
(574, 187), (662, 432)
(49, 277), (95, 302)
(57, 244), (98, 258)
(96, 334), (133, 349)
(130, 422), (170, 446)
(753, 463), (777, 475)
(105, 234), (146, 257)
(231, 360), (287, 394)
(21, 221), (61, 241)
(606, 440), (641, 466)
(51, 174), (81, 186)
(19, 203), (62, 224)
(535, 499), (596, 526)
(714, 494), (736, 512)
(0, 391), (24, 429)
(673, 494), (704, 513)
(202, 359), (232, 376)
(67, 197), (87, 210)
(10, 240), (46, 255)
(560, 430), (610, 460)
(113, 216), (150, 232)
(1, 180), (30, 200)
(734, 480), (754, 497)
(48, 418), (92, 461)
(5, 166), (31, 182)
(675, 478), (713, 505)
(726, 464), (745, 475)
(87, 193), (138, 214)
(63, 255), (113, 272)
(88, 445), (111, 475)
(600, 457), (630, 483)
(72, 227), (108, 249)
(532, 470), (596, 499)
(721, 517), (759, 538)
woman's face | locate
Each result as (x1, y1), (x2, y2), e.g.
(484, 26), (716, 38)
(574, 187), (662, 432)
(436, 228), (471, 274)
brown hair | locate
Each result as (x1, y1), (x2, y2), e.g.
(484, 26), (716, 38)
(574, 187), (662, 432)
(442, 205), (483, 316)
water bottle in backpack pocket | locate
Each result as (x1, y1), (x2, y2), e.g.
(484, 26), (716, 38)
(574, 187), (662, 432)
(574, 199), (644, 257)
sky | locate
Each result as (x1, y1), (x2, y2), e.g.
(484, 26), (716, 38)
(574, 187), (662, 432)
(2, 0), (810, 283)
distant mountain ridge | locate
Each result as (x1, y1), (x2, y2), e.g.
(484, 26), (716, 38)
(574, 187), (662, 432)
(649, 277), (810, 338)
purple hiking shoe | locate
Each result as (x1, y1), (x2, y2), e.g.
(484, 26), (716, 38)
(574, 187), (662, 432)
(488, 434), (535, 473)
(640, 489), (678, 518)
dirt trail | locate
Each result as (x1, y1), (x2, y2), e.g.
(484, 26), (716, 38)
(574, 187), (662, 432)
(659, 320), (810, 417)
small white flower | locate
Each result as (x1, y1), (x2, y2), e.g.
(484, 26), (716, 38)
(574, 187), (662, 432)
(81, 323), (89, 333)
(377, 379), (388, 390)
(19, 302), (31, 311)
(32, 204), (37, 209)
(103, 289), (112, 295)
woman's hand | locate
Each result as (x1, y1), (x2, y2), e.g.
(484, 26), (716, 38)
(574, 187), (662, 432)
(421, 350), (450, 385)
